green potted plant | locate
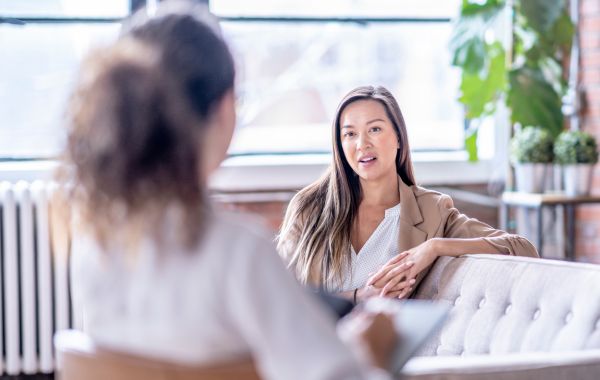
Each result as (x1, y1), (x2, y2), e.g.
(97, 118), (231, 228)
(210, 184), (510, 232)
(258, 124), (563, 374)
(554, 131), (599, 196)
(510, 126), (554, 193)
(450, 0), (574, 161)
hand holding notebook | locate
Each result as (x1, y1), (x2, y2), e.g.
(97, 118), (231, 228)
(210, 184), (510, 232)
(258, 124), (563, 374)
(318, 292), (448, 373)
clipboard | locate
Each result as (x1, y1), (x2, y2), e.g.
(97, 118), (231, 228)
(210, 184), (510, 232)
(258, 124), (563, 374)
(363, 298), (449, 373)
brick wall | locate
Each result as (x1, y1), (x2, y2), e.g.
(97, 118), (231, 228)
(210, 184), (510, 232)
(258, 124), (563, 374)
(576, 0), (600, 263)
(215, 193), (292, 233)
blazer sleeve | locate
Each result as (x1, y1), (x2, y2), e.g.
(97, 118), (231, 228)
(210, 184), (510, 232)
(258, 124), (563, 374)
(438, 194), (539, 258)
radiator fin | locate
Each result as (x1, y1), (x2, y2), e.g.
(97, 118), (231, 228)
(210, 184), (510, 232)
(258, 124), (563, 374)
(0, 181), (73, 375)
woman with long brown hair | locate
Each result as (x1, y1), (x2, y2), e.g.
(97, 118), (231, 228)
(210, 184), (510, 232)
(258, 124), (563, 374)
(63, 3), (399, 379)
(278, 86), (538, 302)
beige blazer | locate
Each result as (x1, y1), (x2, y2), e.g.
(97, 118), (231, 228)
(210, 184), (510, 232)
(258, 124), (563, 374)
(279, 178), (539, 286)
(396, 180), (538, 258)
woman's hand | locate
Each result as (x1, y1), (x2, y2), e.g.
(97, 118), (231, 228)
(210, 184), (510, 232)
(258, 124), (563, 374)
(355, 283), (381, 302)
(357, 251), (414, 300)
(356, 281), (412, 302)
(362, 251), (415, 299)
(367, 239), (441, 298)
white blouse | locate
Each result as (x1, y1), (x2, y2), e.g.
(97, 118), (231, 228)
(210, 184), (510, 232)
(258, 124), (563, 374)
(339, 204), (401, 292)
(70, 209), (390, 380)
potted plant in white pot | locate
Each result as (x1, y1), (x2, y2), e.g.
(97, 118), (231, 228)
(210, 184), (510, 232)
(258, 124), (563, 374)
(511, 126), (554, 193)
(554, 131), (598, 196)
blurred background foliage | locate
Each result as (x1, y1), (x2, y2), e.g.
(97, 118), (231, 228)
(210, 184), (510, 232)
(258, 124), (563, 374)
(450, 0), (574, 161)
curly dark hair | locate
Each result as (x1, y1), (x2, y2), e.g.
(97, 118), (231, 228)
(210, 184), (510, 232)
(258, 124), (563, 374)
(60, 2), (235, 250)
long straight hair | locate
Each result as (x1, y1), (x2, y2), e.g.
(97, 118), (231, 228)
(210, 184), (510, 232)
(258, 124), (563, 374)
(278, 86), (416, 289)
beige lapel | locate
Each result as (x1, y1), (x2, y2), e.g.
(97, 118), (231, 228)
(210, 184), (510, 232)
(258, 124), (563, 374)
(398, 179), (428, 252)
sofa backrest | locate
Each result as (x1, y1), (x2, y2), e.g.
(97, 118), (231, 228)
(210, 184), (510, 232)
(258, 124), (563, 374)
(413, 254), (600, 356)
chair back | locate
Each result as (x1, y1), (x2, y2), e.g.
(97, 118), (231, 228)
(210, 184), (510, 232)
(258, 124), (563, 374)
(54, 330), (261, 380)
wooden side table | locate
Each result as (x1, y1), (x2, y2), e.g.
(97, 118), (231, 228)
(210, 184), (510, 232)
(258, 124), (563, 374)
(500, 192), (600, 260)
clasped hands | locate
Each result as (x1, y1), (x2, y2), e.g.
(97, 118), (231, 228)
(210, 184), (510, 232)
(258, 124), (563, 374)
(358, 238), (439, 301)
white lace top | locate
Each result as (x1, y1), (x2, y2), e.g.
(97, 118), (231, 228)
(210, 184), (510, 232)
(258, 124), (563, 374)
(338, 203), (401, 292)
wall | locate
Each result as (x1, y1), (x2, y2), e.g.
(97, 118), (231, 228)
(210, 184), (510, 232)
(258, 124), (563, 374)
(576, 0), (600, 262)
(214, 184), (499, 237)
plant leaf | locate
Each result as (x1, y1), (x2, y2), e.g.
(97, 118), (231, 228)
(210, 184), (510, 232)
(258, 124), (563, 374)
(507, 67), (564, 137)
(450, 20), (487, 73)
(450, 0), (504, 74)
(510, 126), (554, 163)
(459, 42), (507, 119)
(548, 10), (574, 50)
(461, 0), (505, 18)
(465, 128), (479, 162)
(534, 10), (573, 63)
(519, 0), (565, 34)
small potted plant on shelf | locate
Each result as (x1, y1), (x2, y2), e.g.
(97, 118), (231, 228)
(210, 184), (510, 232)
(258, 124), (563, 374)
(554, 130), (598, 196)
(510, 126), (554, 193)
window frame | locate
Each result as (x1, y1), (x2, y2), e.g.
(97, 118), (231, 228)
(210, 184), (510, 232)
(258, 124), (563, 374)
(0, 1), (132, 161)
(211, 5), (509, 190)
(0, 1), (510, 188)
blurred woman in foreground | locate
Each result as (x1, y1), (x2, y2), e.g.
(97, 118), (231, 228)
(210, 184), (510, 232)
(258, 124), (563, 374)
(63, 2), (397, 379)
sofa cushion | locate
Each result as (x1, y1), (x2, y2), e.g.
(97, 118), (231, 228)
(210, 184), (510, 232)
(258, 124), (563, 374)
(412, 254), (600, 356)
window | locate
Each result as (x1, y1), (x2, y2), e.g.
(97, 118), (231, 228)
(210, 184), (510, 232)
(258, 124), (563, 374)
(1, 0), (501, 188)
(212, 0), (465, 156)
(0, 0), (126, 159)
(0, 0), (128, 18)
(1, 0), (467, 159)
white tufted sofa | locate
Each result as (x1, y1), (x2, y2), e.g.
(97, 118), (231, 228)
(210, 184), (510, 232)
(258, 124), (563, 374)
(402, 254), (600, 380)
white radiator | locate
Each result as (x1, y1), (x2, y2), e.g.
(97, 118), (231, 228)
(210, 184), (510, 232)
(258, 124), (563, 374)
(0, 181), (73, 375)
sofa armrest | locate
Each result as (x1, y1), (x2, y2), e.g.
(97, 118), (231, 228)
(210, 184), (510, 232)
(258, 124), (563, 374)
(401, 350), (600, 380)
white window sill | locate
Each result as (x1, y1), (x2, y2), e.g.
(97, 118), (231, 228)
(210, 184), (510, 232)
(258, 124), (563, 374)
(0, 152), (500, 192)
(210, 151), (499, 192)
(0, 160), (58, 183)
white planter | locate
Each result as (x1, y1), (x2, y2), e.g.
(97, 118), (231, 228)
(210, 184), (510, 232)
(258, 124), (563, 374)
(514, 163), (551, 193)
(563, 164), (594, 196)
(551, 164), (564, 192)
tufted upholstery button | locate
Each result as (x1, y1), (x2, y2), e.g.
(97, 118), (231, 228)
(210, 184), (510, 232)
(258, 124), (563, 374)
(565, 312), (573, 324)
(533, 309), (541, 320)
(454, 296), (461, 306)
(505, 304), (512, 314)
(478, 298), (486, 308)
